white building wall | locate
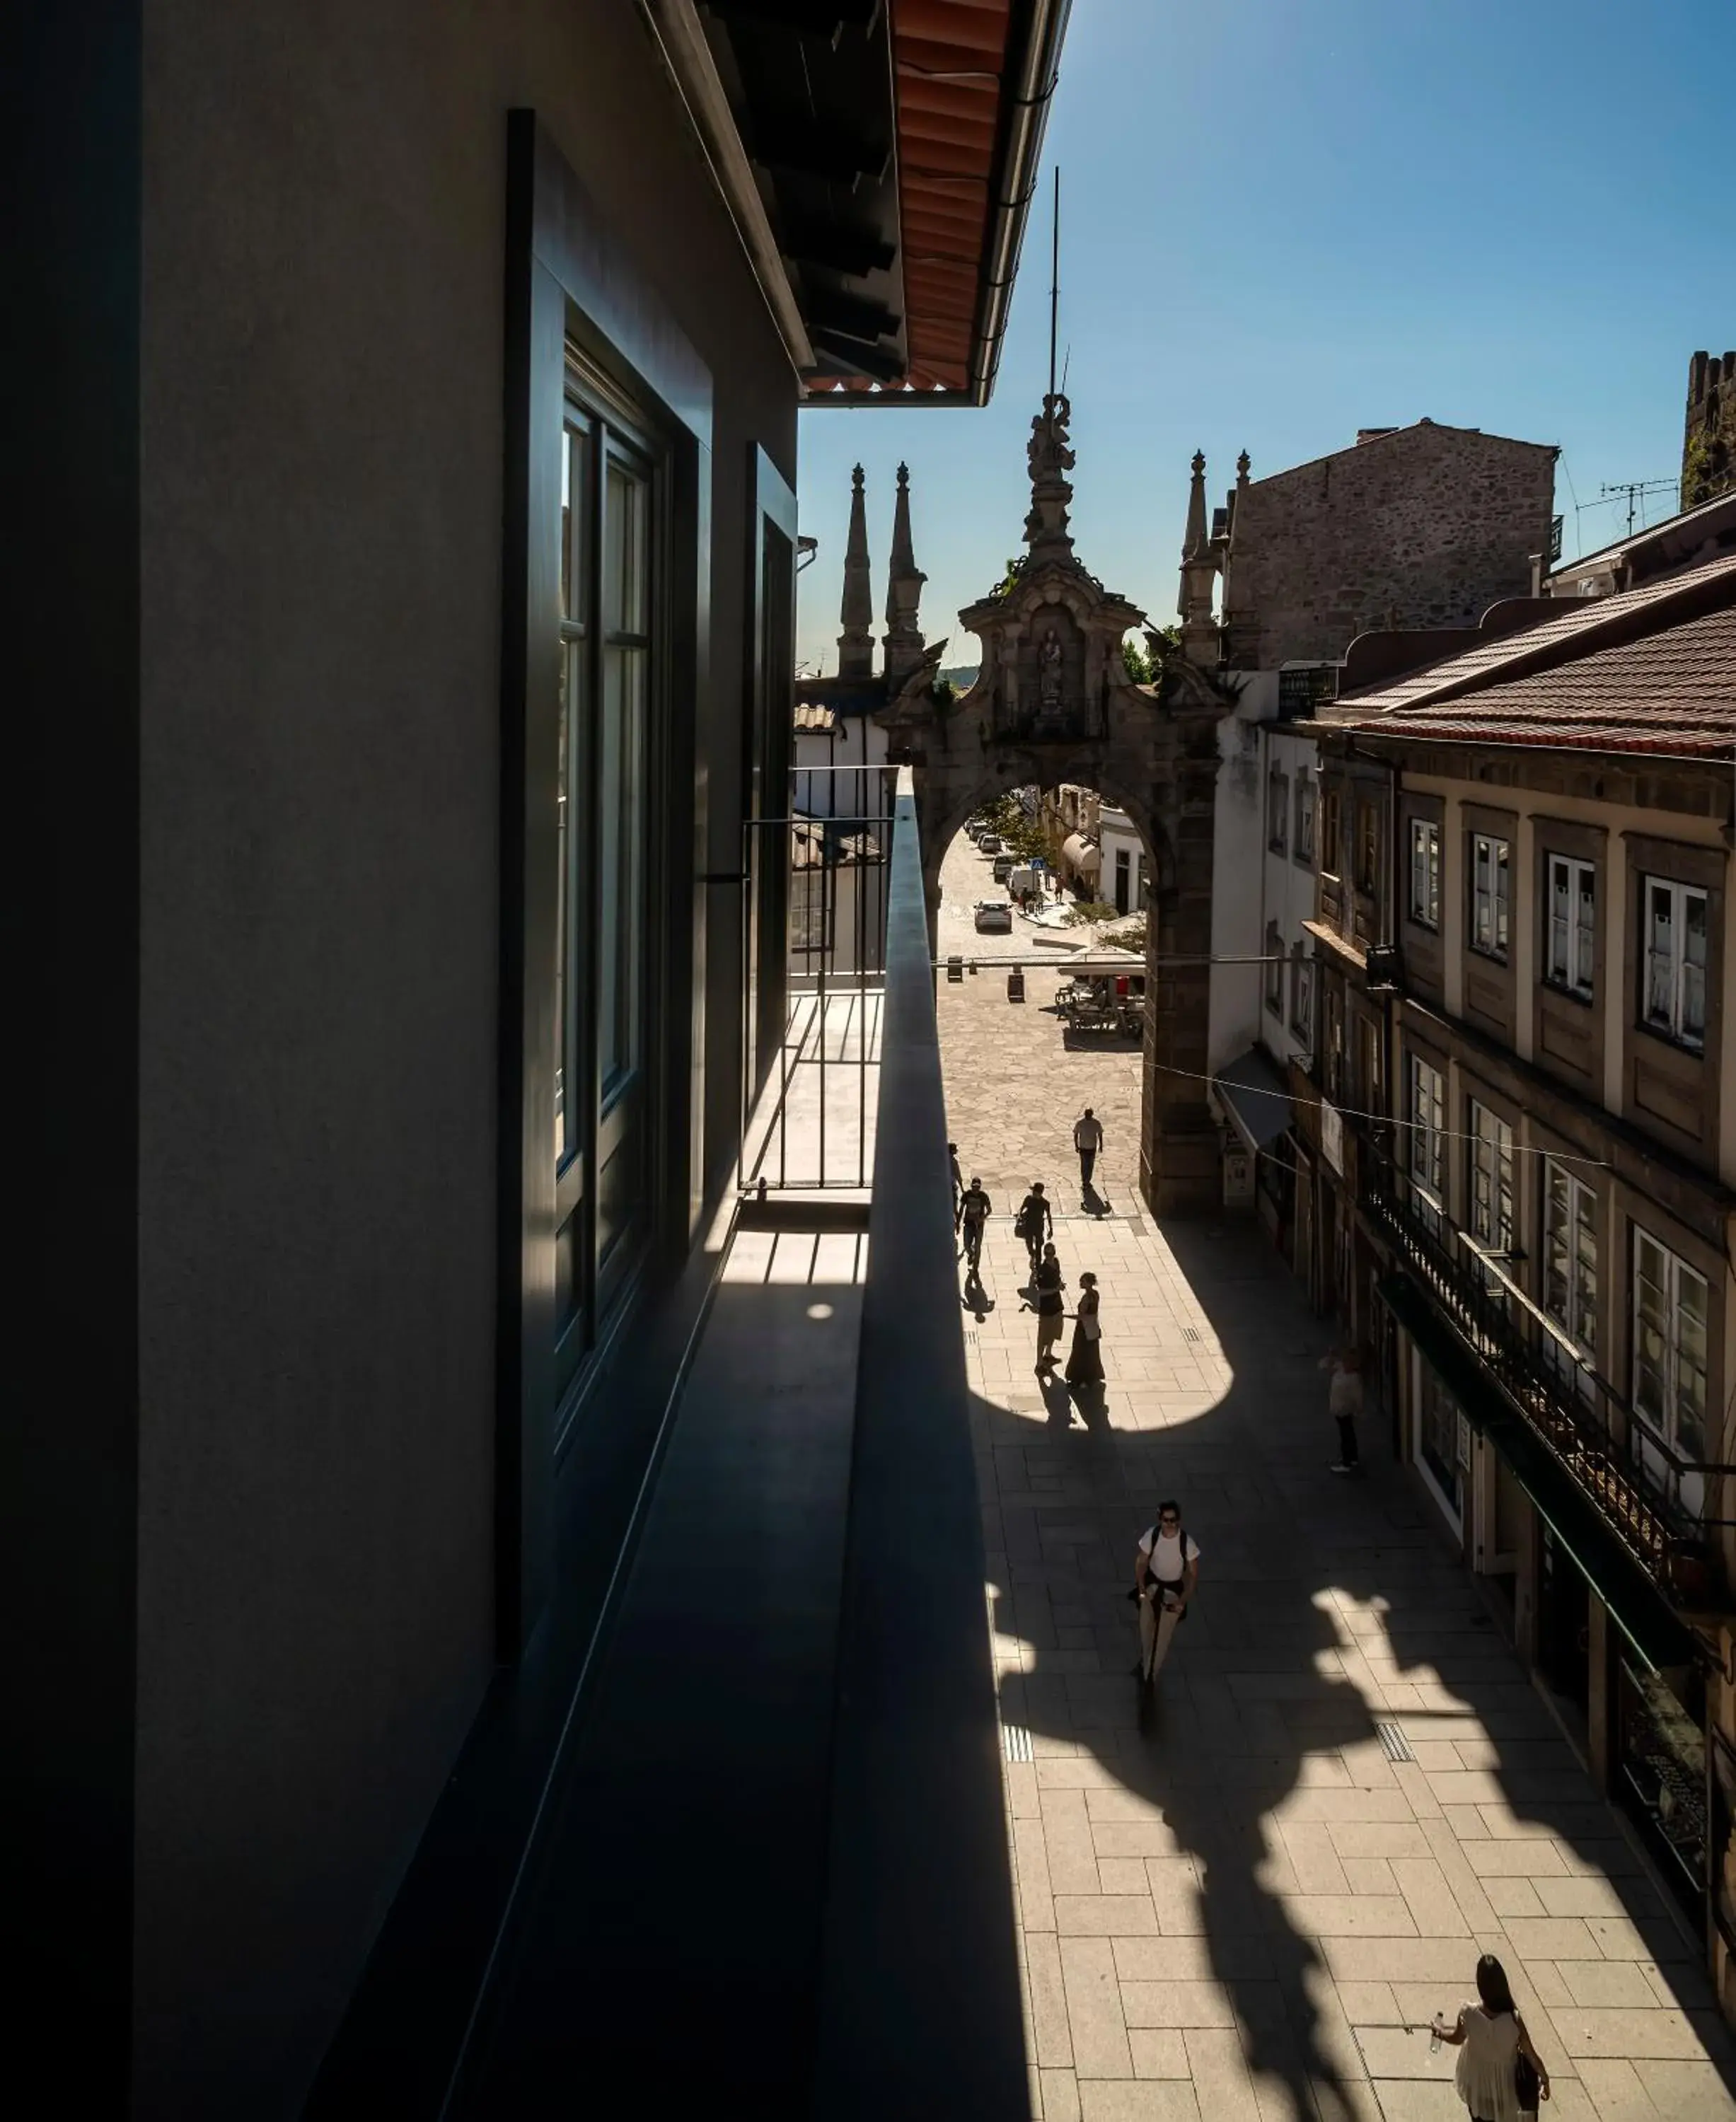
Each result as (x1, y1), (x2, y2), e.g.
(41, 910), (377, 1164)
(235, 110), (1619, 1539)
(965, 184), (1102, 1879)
(792, 714), (889, 819)
(1259, 724), (1321, 1072)
(1207, 676), (1273, 1072)
(1099, 804), (1147, 915)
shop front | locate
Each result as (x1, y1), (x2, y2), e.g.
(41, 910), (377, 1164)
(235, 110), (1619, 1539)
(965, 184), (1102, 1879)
(1617, 1654), (1710, 1930)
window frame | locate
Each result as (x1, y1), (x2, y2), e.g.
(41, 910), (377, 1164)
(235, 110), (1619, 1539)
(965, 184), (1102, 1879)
(1469, 831), (1510, 960)
(1264, 920), (1284, 1015)
(1294, 776), (1316, 867)
(1290, 942), (1314, 1047)
(1355, 799), (1380, 897)
(1631, 1224), (1710, 1466)
(1544, 852), (1596, 1000)
(1640, 874), (1708, 1050)
(1267, 767), (1289, 856)
(1407, 1053), (1446, 1230)
(1408, 816), (1440, 929)
(1466, 1096), (1515, 1260)
(1540, 1157), (1598, 1396)
(1320, 785), (1343, 882)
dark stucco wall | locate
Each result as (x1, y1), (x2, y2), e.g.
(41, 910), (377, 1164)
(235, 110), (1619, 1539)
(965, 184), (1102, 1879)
(136, 4), (795, 2111)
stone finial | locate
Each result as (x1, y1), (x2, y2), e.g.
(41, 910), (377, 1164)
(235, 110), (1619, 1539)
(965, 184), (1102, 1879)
(883, 460), (927, 682)
(1181, 448), (1210, 560)
(1235, 449), (1251, 485)
(837, 462), (874, 679)
(1177, 449), (1220, 666)
(1023, 391), (1076, 556)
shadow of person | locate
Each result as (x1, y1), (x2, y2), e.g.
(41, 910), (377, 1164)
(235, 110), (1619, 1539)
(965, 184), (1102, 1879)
(961, 1265), (995, 1321)
(1081, 1181), (1109, 1218)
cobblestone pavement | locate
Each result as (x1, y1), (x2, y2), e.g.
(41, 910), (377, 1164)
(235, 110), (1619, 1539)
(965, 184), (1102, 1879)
(934, 831), (1736, 2122)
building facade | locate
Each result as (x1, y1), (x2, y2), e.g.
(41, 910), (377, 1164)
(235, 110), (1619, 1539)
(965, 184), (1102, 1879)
(1299, 555), (1736, 2005)
(23, 2), (1068, 2111)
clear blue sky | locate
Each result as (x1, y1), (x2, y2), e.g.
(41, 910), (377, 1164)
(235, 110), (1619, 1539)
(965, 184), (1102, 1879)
(794, 0), (1735, 674)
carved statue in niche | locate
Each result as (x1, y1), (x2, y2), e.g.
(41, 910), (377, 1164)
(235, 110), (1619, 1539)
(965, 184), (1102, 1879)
(1038, 627), (1064, 707)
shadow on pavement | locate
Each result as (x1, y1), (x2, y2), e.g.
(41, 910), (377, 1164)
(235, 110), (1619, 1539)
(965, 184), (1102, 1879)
(977, 1219), (1736, 2120)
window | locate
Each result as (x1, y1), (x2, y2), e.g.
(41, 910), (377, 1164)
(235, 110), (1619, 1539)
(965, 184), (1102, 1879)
(1268, 769), (1288, 854)
(1114, 846), (1131, 915)
(1265, 920), (1283, 1014)
(1541, 1160), (1597, 1393)
(1356, 1014), (1382, 1108)
(1633, 1227), (1708, 1464)
(1408, 818), (1440, 928)
(1545, 854), (1595, 998)
(1295, 777), (1316, 866)
(1321, 787), (1343, 879)
(1467, 1098), (1515, 1262)
(1355, 801), (1379, 895)
(1324, 985), (1345, 1099)
(1642, 877), (1708, 1048)
(553, 367), (661, 1388)
(1470, 833), (1510, 958)
(1290, 943), (1314, 1046)
(1408, 1054), (1445, 1227)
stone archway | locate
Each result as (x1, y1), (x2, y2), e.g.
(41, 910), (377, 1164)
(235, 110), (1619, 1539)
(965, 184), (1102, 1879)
(877, 393), (1239, 1216)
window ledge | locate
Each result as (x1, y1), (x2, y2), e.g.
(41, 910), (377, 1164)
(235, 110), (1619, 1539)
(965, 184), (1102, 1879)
(1542, 980), (1596, 1010)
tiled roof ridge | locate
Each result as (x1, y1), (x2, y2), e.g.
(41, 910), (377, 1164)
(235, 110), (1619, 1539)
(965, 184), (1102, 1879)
(1333, 552), (1736, 720)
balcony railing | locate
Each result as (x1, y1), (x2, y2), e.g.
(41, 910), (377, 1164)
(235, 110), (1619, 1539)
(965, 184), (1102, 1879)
(1365, 1153), (1735, 1601)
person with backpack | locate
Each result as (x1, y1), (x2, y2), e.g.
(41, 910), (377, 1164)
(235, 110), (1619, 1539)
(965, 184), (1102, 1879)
(1130, 1502), (1200, 1683)
(1430, 1953), (1551, 2118)
(1014, 1180), (1052, 1272)
(958, 1176), (992, 1270)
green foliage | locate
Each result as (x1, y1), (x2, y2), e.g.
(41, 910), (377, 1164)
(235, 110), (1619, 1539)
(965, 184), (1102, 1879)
(1121, 636), (1155, 684)
(1106, 917), (1147, 955)
(978, 792), (1048, 862)
(1064, 899), (1118, 926)
(930, 676), (956, 710)
(993, 555), (1028, 601)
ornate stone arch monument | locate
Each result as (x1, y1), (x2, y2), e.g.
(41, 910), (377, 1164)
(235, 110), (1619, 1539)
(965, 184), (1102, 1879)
(876, 395), (1239, 1214)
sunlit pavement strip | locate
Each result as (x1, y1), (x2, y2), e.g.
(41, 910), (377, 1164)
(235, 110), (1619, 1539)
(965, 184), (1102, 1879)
(934, 842), (1736, 2122)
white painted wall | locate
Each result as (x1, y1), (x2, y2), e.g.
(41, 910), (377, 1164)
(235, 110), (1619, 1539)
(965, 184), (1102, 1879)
(1258, 724), (1321, 1072)
(1099, 803), (1147, 915)
(792, 713), (889, 819)
(1208, 673), (1275, 1072)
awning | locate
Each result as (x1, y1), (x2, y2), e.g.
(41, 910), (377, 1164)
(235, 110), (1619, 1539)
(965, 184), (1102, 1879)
(1211, 1045), (1291, 1156)
(1377, 1273), (1698, 1673)
(1061, 833), (1099, 875)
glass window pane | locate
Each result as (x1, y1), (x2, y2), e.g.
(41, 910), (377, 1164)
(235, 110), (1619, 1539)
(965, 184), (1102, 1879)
(605, 458), (648, 634)
(599, 644), (648, 1096)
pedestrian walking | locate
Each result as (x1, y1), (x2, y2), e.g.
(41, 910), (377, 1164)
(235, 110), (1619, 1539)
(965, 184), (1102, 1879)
(1321, 1345), (1365, 1473)
(1064, 1272), (1104, 1384)
(1430, 1953), (1551, 2118)
(1014, 1181), (1053, 1270)
(1129, 1502), (1200, 1683)
(1032, 1245), (1066, 1372)
(949, 1141), (964, 1229)
(958, 1176), (991, 1270)
(1073, 1107), (1104, 1192)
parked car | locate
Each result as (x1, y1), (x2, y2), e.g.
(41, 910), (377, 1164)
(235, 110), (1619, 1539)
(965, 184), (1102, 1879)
(992, 854), (1015, 883)
(973, 900), (1014, 934)
(964, 822), (985, 843)
(976, 833), (1002, 854)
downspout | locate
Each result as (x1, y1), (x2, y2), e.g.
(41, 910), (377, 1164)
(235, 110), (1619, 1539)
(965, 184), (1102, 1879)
(969, 0), (1074, 406)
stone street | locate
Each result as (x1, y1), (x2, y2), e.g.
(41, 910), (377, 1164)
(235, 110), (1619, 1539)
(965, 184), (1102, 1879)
(934, 829), (1736, 2122)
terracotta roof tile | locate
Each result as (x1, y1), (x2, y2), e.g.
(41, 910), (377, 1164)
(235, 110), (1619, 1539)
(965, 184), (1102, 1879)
(1329, 554), (1736, 758)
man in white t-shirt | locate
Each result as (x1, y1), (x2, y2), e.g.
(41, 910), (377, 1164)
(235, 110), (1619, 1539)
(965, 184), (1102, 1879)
(1132, 1502), (1200, 1684)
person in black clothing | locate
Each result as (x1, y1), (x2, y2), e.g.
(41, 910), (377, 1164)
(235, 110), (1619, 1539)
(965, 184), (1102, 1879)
(958, 1178), (991, 1269)
(1014, 1181), (1053, 1271)
(1032, 1245), (1066, 1372)
(949, 1142), (963, 1229)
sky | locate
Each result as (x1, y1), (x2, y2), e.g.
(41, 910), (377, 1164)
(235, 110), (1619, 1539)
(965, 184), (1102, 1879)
(793, 0), (1736, 676)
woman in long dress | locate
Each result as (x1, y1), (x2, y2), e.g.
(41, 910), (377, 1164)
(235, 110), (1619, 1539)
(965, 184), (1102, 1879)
(1065, 1272), (1104, 1386)
(1432, 1954), (1550, 2120)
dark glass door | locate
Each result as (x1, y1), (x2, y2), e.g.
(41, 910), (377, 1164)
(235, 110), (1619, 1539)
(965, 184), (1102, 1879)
(554, 368), (658, 1415)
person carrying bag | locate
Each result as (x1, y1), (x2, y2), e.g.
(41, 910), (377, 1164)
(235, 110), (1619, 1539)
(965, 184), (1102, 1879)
(1430, 1953), (1550, 2119)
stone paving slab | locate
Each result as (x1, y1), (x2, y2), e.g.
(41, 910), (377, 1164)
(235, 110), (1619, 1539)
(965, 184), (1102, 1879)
(936, 908), (1736, 2121)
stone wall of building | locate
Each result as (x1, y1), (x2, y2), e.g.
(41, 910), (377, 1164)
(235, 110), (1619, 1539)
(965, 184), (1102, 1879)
(1682, 350), (1736, 509)
(1222, 420), (1558, 669)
